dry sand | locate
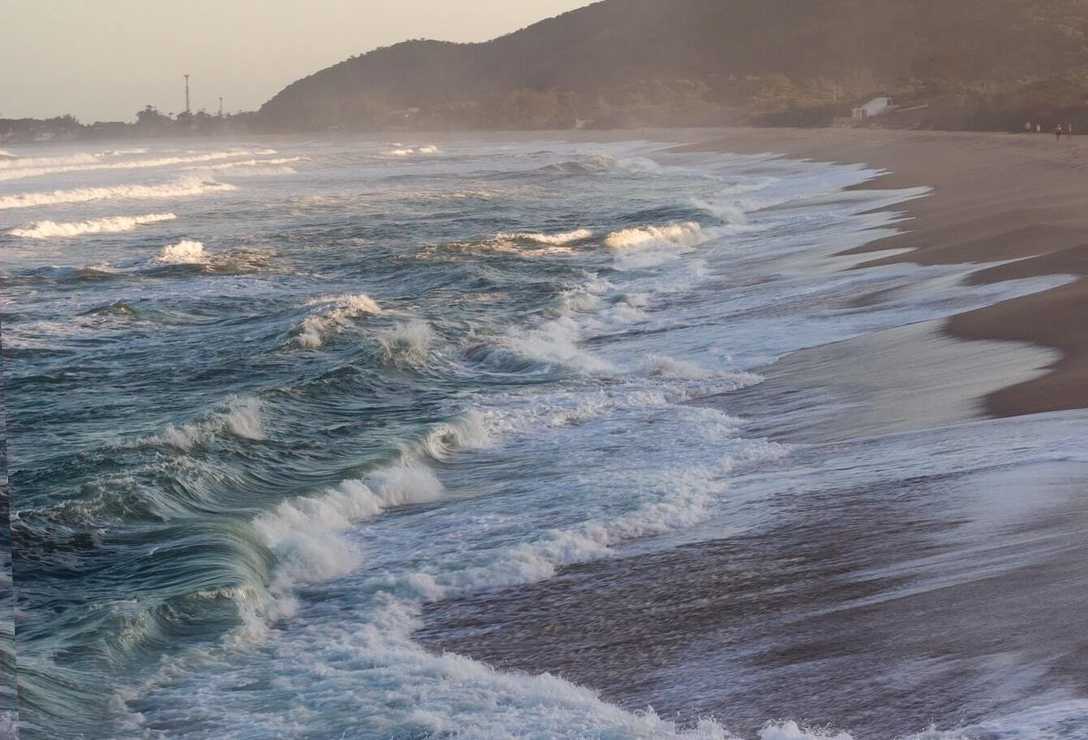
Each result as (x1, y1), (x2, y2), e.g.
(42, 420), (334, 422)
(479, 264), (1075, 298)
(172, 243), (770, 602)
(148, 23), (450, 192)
(687, 128), (1088, 417)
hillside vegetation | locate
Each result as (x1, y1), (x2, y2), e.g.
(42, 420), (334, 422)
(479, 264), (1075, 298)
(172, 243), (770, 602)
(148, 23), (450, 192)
(258, 0), (1088, 131)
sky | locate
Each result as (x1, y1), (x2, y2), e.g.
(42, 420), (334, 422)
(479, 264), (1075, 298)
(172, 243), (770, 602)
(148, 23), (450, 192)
(3, 0), (593, 122)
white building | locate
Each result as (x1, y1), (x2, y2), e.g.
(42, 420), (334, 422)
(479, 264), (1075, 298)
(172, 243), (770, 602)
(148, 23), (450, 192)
(852, 96), (894, 120)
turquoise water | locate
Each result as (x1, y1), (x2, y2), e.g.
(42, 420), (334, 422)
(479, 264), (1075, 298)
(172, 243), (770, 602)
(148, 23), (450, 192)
(4, 137), (1087, 739)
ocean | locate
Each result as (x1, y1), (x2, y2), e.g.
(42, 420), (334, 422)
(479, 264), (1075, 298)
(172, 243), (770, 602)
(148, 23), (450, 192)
(3, 135), (1088, 739)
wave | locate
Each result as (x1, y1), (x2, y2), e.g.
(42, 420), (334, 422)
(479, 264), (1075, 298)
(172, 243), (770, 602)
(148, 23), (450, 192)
(504, 315), (614, 374)
(496, 228), (593, 246)
(296, 294), (383, 349)
(149, 396), (265, 452)
(250, 411), (491, 620)
(533, 154), (664, 178)
(0, 151), (101, 170)
(254, 461), (443, 593)
(157, 240), (207, 264)
(0, 177), (236, 209)
(604, 221), (707, 250)
(378, 320), (435, 366)
(184, 156), (304, 173)
(0, 149), (268, 182)
(103, 148), (149, 156)
(388, 145), (439, 157)
(9, 213), (176, 239)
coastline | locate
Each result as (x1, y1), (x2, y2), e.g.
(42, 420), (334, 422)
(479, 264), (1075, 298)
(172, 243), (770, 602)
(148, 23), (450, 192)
(413, 129), (1088, 738)
(684, 127), (1088, 417)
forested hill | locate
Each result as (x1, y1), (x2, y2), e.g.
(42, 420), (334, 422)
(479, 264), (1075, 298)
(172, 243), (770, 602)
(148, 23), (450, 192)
(258, 0), (1088, 131)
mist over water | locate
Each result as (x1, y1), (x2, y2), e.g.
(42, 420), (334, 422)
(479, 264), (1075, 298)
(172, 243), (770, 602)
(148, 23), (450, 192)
(3, 136), (1087, 739)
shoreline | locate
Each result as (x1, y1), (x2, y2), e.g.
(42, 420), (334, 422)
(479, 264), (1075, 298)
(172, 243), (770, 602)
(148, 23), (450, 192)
(684, 127), (1088, 417)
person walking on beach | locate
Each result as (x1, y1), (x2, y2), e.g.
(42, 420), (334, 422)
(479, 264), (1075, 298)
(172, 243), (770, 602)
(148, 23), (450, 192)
(1056, 124), (1063, 142)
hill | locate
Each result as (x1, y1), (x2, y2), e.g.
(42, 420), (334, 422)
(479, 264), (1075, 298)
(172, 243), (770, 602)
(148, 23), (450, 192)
(258, 0), (1088, 131)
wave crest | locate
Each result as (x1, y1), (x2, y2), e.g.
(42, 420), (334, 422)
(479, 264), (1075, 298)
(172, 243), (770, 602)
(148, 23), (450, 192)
(378, 320), (435, 365)
(157, 240), (207, 264)
(10, 213), (176, 239)
(0, 177), (236, 210)
(151, 396), (266, 452)
(297, 294), (383, 349)
(604, 221), (707, 250)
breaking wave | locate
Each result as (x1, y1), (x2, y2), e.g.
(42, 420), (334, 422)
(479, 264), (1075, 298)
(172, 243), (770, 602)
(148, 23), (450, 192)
(9, 213), (177, 239)
(388, 145), (439, 157)
(185, 156), (305, 173)
(0, 151), (100, 170)
(0, 149), (269, 181)
(157, 240), (207, 264)
(248, 412), (492, 622)
(504, 315), (614, 374)
(0, 177), (236, 209)
(378, 320), (435, 365)
(496, 228), (593, 245)
(296, 294), (383, 348)
(604, 221), (707, 250)
(149, 396), (266, 452)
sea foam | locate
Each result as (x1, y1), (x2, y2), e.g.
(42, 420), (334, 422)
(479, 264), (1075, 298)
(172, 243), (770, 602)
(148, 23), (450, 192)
(296, 294), (383, 348)
(9, 213), (176, 239)
(604, 221), (707, 250)
(378, 320), (435, 365)
(0, 177), (236, 209)
(157, 240), (207, 264)
(0, 149), (267, 181)
(153, 396), (266, 452)
(496, 228), (593, 245)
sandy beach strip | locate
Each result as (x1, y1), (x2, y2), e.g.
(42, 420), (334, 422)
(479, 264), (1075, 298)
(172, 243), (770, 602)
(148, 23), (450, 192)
(685, 127), (1088, 417)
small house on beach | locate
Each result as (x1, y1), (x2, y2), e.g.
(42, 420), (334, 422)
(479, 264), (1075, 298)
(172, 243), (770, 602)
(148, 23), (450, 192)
(852, 96), (894, 120)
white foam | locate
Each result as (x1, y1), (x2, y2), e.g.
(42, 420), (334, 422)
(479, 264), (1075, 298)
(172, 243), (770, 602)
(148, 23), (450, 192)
(378, 320), (435, 365)
(497, 228), (593, 245)
(641, 354), (762, 387)
(254, 461), (444, 590)
(185, 156), (304, 172)
(441, 441), (788, 594)
(296, 294), (382, 349)
(9, 212), (176, 239)
(0, 177), (236, 209)
(250, 411), (492, 615)
(0, 151), (101, 170)
(103, 148), (149, 156)
(157, 240), (207, 264)
(153, 396), (265, 452)
(416, 410), (495, 462)
(604, 221), (707, 250)
(388, 145), (439, 157)
(0, 149), (265, 181)
(506, 315), (614, 373)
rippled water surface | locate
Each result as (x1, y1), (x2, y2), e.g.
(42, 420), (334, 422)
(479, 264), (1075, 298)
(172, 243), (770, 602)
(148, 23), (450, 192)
(4, 136), (1087, 739)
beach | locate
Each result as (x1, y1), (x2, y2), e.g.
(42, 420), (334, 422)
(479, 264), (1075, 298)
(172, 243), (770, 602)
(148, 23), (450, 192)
(690, 127), (1088, 418)
(415, 129), (1088, 738)
(6, 131), (1088, 738)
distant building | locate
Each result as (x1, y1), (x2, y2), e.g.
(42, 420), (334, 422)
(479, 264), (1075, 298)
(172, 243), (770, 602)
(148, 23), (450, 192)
(852, 96), (894, 120)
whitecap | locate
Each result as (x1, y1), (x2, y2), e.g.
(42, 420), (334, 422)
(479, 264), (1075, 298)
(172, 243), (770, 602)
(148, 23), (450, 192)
(9, 213), (176, 239)
(0, 177), (236, 209)
(296, 294), (382, 348)
(157, 240), (207, 264)
(604, 221), (707, 250)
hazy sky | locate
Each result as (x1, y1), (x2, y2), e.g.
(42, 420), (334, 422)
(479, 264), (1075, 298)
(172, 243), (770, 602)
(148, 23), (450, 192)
(3, 0), (592, 122)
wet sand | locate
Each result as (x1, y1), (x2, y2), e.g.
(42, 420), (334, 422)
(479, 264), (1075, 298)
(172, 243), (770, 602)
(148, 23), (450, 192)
(687, 128), (1088, 417)
(415, 129), (1088, 737)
